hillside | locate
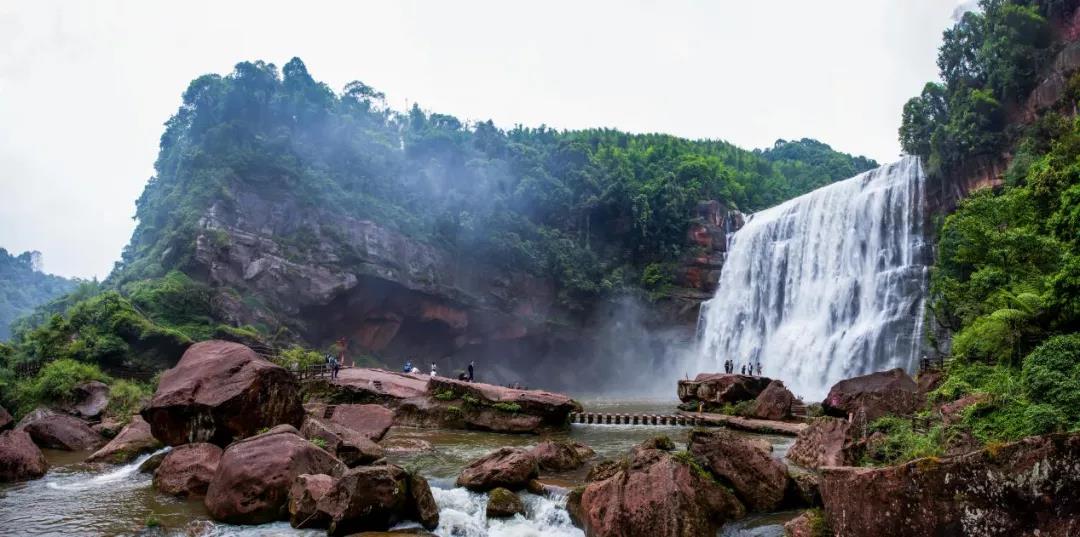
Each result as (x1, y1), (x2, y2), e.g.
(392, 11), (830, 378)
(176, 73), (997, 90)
(0, 249), (76, 341)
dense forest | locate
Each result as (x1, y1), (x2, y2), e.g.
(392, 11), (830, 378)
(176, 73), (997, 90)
(0, 59), (875, 416)
(878, 0), (1080, 461)
(0, 249), (76, 341)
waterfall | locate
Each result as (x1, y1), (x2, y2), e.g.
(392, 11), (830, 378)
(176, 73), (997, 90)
(693, 156), (929, 401)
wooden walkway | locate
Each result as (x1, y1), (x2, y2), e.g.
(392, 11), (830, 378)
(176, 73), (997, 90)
(570, 412), (707, 426)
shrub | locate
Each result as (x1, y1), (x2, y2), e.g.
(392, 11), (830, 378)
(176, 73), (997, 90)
(1021, 333), (1080, 423)
(492, 402), (521, 413)
(106, 379), (153, 423)
(310, 437), (328, 449)
(13, 359), (110, 416)
(433, 389), (458, 401)
(861, 416), (944, 466)
(274, 345), (324, 370)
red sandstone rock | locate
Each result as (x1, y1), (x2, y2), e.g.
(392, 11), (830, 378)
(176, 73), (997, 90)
(787, 417), (860, 469)
(427, 376), (582, 427)
(747, 380), (796, 421)
(87, 415), (162, 464)
(142, 340), (305, 446)
(677, 373), (771, 406)
(64, 381), (110, 419)
(821, 432), (1080, 537)
(329, 404), (394, 441)
(529, 440), (595, 472)
(822, 368), (919, 423)
(154, 443), (222, 497)
(18, 408), (105, 451)
(408, 473), (440, 530)
(688, 429), (790, 512)
(288, 473), (335, 529)
(456, 447), (539, 491)
(204, 425), (346, 524)
(486, 487), (525, 518)
(783, 511), (818, 537)
(331, 368), (428, 401)
(315, 465), (439, 535)
(0, 429), (48, 482)
(571, 440), (745, 537)
(300, 416), (384, 467)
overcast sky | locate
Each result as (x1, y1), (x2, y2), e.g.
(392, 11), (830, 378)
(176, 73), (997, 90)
(0, 1), (963, 279)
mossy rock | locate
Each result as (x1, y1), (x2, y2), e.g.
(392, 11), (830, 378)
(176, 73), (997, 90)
(486, 487), (525, 518)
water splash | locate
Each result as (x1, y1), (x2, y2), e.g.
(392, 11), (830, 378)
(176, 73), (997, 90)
(692, 157), (929, 401)
(429, 486), (583, 537)
(47, 447), (170, 492)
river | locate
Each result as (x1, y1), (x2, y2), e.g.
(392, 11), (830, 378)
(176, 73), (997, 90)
(0, 400), (798, 536)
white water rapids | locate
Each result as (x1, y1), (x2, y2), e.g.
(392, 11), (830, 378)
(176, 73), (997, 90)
(693, 156), (930, 400)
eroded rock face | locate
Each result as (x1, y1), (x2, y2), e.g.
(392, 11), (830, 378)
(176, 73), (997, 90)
(572, 440), (745, 537)
(677, 374), (771, 406)
(328, 404), (394, 442)
(0, 429), (48, 482)
(456, 447), (539, 491)
(747, 380), (796, 421)
(486, 487), (525, 518)
(204, 425), (346, 524)
(821, 432), (1080, 537)
(314, 465), (438, 535)
(427, 377), (582, 430)
(18, 408), (105, 451)
(87, 416), (162, 464)
(142, 340), (305, 446)
(154, 443), (222, 497)
(529, 440), (595, 472)
(299, 416), (384, 467)
(787, 417), (859, 469)
(288, 473), (335, 529)
(65, 381), (110, 419)
(822, 368), (919, 423)
(687, 429), (790, 512)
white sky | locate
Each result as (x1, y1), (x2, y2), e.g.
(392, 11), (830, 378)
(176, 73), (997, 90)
(0, 1), (962, 279)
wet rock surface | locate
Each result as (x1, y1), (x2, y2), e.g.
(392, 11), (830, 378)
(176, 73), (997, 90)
(456, 447), (539, 491)
(0, 429), (48, 482)
(141, 340), (305, 446)
(821, 432), (1080, 537)
(204, 425), (346, 524)
(486, 487), (525, 518)
(787, 417), (860, 469)
(571, 438), (745, 537)
(687, 429), (790, 512)
(328, 404), (394, 441)
(64, 381), (110, 419)
(154, 442), (222, 497)
(529, 440), (595, 472)
(87, 416), (162, 464)
(300, 416), (384, 467)
(311, 465), (438, 535)
(746, 380), (797, 421)
(288, 473), (335, 529)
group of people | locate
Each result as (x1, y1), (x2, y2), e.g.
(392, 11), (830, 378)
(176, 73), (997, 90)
(403, 360), (475, 382)
(723, 358), (762, 377)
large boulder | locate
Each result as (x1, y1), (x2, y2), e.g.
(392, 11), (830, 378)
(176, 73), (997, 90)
(0, 405), (12, 431)
(87, 416), (162, 464)
(529, 440), (595, 472)
(18, 408), (105, 451)
(64, 381), (110, 419)
(426, 376), (581, 429)
(300, 416), (384, 467)
(678, 373), (771, 406)
(154, 443), (222, 497)
(456, 447), (539, 491)
(141, 340), (305, 446)
(288, 473), (336, 529)
(328, 404), (394, 441)
(687, 429), (790, 512)
(822, 368), (919, 423)
(821, 432), (1080, 537)
(787, 417), (860, 469)
(204, 425), (346, 524)
(315, 465), (439, 535)
(0, 429), (48, 482)
(746, 380), (796, 421)
(571, 439), (745, 537)
(486, 487), (525, 518)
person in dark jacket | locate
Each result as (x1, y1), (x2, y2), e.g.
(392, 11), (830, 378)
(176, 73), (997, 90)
(468, 361), (475, 382)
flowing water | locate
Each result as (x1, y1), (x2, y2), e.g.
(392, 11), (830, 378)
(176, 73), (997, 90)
(0, 400), (796, 536)
(693, 157), (930, 400)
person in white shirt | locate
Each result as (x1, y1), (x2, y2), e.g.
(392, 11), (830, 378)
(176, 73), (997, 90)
(430, 362), (438, 377)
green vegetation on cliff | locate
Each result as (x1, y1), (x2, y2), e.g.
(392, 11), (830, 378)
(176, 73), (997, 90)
(0, 248), (77, 341)
(116, 57), (874, 309)
(894, 0), (1080, 452)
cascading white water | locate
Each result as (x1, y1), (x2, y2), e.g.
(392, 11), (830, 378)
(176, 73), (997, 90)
(693, 156), (929, 400)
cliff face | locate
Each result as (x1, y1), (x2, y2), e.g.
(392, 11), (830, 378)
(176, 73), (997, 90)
(187, 184), (744, 391)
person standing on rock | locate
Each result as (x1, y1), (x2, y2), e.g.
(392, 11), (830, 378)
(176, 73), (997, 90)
(756, 361), (762, 377)
(468, 361), (475, 382)
(329, 354), (340, 380)
(430, 362), (438, 377)
(741, 364), (747, 375)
